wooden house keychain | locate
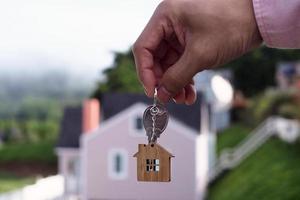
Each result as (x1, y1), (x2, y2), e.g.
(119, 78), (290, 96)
(134, 88), (174, 182)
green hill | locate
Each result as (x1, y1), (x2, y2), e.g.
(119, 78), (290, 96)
(208, 125), (300, 200)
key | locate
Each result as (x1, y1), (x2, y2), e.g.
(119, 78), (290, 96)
(143, 103), (169, 143)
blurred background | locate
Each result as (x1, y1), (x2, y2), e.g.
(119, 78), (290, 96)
(0, 0), (299, 200)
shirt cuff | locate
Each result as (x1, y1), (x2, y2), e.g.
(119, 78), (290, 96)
(252, 0), (300, 49)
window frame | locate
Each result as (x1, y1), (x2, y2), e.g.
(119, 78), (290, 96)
(145, 159), (160, 173)
(129, 114), (146, 137)
(108, 149), (128, 180)
(135, 116), (143, 131)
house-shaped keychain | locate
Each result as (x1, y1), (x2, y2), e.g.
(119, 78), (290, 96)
(133, 143), (174, 182)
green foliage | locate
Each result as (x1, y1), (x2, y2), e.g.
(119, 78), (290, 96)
(217, 124), (252, 154)
(22, 120), (59, 142)
(223, 47), (300, 97)
(0, 71), (88, 119)
(0, 70), (86, 143)
(0, 96), (63, 143)
(92, 51), (143, 98)
(0, 171), (35, 193)
(16, 97), (62, 121)
(0, 119), (59, 143)
(92, 47), (300, 98)
(208, 138), (300, 200)
(278, 104), (300, 119)
(0, 140), (57, 164)
(247, 89), (300, 124)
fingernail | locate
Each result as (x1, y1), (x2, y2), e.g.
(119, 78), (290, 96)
(185, 100), (194, 106)
(157, 86), (171, 104)
(172, 98), (177, 104)
(143, 86), (152, 97)
(144, 88), (148, 96)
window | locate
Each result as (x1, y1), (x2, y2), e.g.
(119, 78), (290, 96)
(108, 149), (128, 180)
(146, 159), (160, 172)
(66, 157), (80, 194)
(130, 113), (146, 137)
(135, 117), (143, 130)
(114, 154), (122, 173)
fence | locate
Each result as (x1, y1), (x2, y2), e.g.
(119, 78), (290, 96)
(209, 117), (300, 181)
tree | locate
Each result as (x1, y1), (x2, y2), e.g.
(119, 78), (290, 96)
(92, 47), (300, 98)
(224, 47), (300, 96)
(92, 51), (143, 98)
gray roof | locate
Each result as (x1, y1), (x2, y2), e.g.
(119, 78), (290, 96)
(57, 93), (202, 148)
(57, 106), (82, 148)
(101, 93), (202, 130)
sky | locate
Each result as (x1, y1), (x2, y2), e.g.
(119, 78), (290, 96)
(0, 0), (161, 80)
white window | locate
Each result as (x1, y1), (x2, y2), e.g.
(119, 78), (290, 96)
(135, 116), (143, 131)
(130, 115), (146, 137)
(66, 156), (80, 194)
(108, 149), (128, 180)
(146, 159), (160, 172)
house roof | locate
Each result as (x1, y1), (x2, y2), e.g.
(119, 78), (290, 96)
(57, 92), (202, 148)
(133, 143), (175, 157)
(56, 106), (82, 148)
(101, 93), (202, 131)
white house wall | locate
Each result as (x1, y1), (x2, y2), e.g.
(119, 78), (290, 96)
(81, 104), (199, 200)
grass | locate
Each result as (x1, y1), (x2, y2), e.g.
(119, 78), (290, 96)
(216, 123), (252, 154)
(0, 171), (36, 193)
(208, 125), (300, 200)
(0, 140), (57, 164)
(0, 140), (57, 193)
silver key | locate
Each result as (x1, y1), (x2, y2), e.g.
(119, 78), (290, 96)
(143, 89), (169, 143)
(143, 104), (169, 142)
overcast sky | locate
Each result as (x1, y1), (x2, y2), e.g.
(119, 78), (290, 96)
(0, 0), (161, 80)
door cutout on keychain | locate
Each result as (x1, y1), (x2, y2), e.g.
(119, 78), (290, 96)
(133, 143), (174, 182)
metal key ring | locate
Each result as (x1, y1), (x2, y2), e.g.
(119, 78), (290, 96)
(150, 106), (159, 115)
(153, 87), (158, 106)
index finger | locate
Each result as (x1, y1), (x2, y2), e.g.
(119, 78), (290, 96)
(132, 4), (173, 97)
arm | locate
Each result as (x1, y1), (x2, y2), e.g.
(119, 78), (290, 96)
(253, 0), (300, 48)
(133, 0), (300, 104)
(132, 0), (262, 105)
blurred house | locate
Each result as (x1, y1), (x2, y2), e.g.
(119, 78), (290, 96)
(55, 70), (235, 200)
(194, 70), (233, 131)
(56, 93), (214, 200)
(276, 62), (300, 90)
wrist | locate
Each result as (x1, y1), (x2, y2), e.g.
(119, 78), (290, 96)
(248, 0), (263, 47)
(235, 0), (262, 48)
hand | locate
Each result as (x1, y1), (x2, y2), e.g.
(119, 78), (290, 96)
(132, 0), (262, 105)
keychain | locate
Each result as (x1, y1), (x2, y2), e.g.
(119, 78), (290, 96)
(133, 88), (174, 182)
(143, 88), (169, 143)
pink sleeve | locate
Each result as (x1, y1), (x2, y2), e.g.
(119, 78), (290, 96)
(252, 0), (300, 49)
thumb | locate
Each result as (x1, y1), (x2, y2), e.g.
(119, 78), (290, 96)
(157, 51), (197, 103)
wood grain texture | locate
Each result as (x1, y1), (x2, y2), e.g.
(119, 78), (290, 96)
(134, 143), (174, 182)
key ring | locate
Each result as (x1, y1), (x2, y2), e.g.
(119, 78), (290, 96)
(149, 87), (158, 144)
(143, 87), (169, 144)
(150, 87), (159, 115)
(153, 87), (158, 106)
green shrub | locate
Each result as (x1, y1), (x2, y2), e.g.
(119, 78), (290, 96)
(247, 89), (300, 124)
(0, 140), (57, 164)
